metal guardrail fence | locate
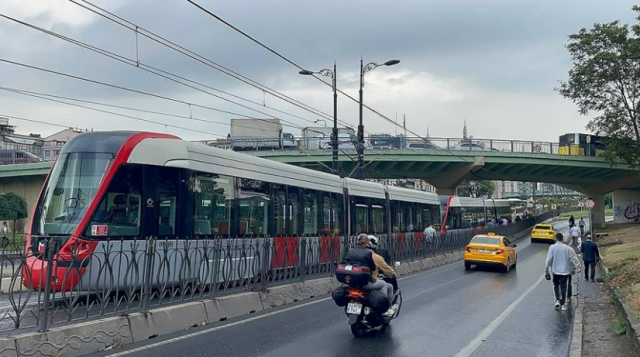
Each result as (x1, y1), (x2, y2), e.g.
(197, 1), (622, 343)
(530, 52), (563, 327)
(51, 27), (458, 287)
(0, 135), (593, 165)
(0, 209), (566, 336)
(225, 136), (564, 155)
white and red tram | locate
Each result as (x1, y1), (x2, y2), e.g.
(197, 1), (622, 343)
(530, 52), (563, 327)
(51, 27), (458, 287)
(23, 131), (446, 292)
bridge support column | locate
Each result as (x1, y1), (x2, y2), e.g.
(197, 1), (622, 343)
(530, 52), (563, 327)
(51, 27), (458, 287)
(587, 194), (606, 230)
(612, 189), (640, 223)
(560, 173), (640, 230)
(427, 157), (485, 195)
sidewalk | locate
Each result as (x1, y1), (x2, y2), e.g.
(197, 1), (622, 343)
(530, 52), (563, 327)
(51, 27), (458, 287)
(580, 275), (635, 357)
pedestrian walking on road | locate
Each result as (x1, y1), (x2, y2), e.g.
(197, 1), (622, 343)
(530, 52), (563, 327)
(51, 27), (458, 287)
(569, 225), (582, 249)
(545, 232), (577, 311)
(581, 234), (600, 282)
(578, 217), (585, 235)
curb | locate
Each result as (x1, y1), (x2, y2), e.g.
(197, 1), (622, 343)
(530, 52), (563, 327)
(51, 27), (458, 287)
(599, 263), (640, 355)
(0, 226), (536, 357)
(569, 296), (584, 357)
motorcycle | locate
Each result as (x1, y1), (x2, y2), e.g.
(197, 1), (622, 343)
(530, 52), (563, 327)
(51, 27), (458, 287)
(334, 262), (403, 338)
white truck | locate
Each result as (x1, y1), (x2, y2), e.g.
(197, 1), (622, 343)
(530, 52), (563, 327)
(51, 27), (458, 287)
(230, 119), (296, 151)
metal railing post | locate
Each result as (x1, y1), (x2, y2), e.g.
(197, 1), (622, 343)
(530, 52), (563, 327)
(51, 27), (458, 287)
(299, 237), (306, 282)
(39, 237), (59, 332)
(141, 238), (156, 313)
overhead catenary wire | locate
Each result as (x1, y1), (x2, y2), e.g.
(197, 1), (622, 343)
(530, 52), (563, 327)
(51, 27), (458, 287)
(0, 87), (228, 137)
(0, 113), (75, 130)
(185, 0), (421, 139)
(0, 13), (323, 131)
(0, 58), (309, 133)
(182, 0), (523, 178)
(68, 0), (362, 132)
(0, 86), (297, 133)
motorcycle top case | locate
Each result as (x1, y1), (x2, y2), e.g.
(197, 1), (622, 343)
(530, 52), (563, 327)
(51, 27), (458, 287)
(335, 263), (372, 286)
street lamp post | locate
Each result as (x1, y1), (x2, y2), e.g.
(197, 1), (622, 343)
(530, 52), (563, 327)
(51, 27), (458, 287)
(355, 58), (400, 180)
(314, 119), (327, 127)
(299, 62), (339, 175)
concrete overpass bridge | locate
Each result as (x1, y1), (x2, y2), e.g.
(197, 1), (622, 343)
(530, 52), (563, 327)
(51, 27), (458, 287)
(1, 137), (639, 229)
(244, 148), (640, 228)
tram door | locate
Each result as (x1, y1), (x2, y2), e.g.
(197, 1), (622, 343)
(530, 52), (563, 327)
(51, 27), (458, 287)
(140, 166), (184, 240)
(271, 184), (299, 237)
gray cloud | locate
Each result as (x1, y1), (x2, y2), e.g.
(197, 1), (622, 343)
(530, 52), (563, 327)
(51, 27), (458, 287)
(0, 0), (639, 143)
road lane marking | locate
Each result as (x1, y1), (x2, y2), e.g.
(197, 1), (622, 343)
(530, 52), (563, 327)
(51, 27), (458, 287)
(102, 267), (458, 356)
(103, 233), (553, 356)
(103, 297), (332, 356)
(454, 273), (545, 357)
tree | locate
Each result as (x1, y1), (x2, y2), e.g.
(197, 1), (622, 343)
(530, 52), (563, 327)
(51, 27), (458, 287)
(557, 6), (640, 167)
(0, 193), (28, 239)
(457, 180), (495, 198)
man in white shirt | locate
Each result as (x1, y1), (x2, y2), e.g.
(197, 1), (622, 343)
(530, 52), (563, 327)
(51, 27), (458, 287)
(545, 232), (577, 311)
(569, 225), (582, 248)
(423, 224), (436, 243)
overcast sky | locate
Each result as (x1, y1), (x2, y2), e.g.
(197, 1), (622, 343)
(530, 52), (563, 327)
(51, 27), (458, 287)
(0, 0), (638, 143)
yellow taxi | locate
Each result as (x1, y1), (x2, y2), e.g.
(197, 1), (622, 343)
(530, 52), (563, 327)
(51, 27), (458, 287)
(463, 233), (518, 272)
(530, 224), (556, 243)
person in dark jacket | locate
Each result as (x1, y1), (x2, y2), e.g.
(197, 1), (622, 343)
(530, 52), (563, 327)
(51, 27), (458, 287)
(344, 234), (394, 312)
(580, 234), (600, 282)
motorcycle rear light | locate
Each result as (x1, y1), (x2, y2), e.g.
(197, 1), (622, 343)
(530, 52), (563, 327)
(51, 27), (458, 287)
(336, 265), (370, 273)
(352, 266), (370, 273)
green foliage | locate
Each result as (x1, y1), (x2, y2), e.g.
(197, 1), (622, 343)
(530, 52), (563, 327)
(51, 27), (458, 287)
(0, 193), (28, 222)
(557, 5), (640, 168)
(3, 193), (28, 220)
(457, 180), (495, 198)
(613, 318), (627, 335)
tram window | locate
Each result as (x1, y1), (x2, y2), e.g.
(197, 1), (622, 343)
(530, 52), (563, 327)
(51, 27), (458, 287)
(404, 203), (414, 231)
(189, 171), (233, 237)
(302, 189), (318, 235)
(156, 167), (181, 237)
(446, 207), (462, 229)
(371, 205), (385, 234)
(330, 193), (343, 235)
(86, 165), (142, 238)
(355, 204), (368, 234)
(238, 178), (269, 237)
(322, 193), (331, 234)
(272, 184), (286, 236)
(289, 187), (300, 236)
(320, 192), (343, 235)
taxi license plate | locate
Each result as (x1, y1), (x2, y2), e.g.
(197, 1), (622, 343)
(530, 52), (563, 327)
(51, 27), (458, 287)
(477, 249), (490, 253)
(346, 302), (362, 315)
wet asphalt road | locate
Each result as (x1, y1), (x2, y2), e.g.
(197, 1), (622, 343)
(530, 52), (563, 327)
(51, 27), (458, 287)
(91, 221), (579, 357)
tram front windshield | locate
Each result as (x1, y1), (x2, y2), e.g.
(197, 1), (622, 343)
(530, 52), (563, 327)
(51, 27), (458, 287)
(32, 152), (115, 236)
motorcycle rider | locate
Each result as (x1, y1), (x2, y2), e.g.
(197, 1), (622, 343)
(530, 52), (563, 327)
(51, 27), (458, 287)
(344, 234), (396, 317)
(367, 235), (398, 293)
(368, 234), (392, 265)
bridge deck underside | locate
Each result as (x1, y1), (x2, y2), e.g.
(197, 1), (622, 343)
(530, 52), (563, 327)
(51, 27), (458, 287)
(256, 150), (640, 187)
